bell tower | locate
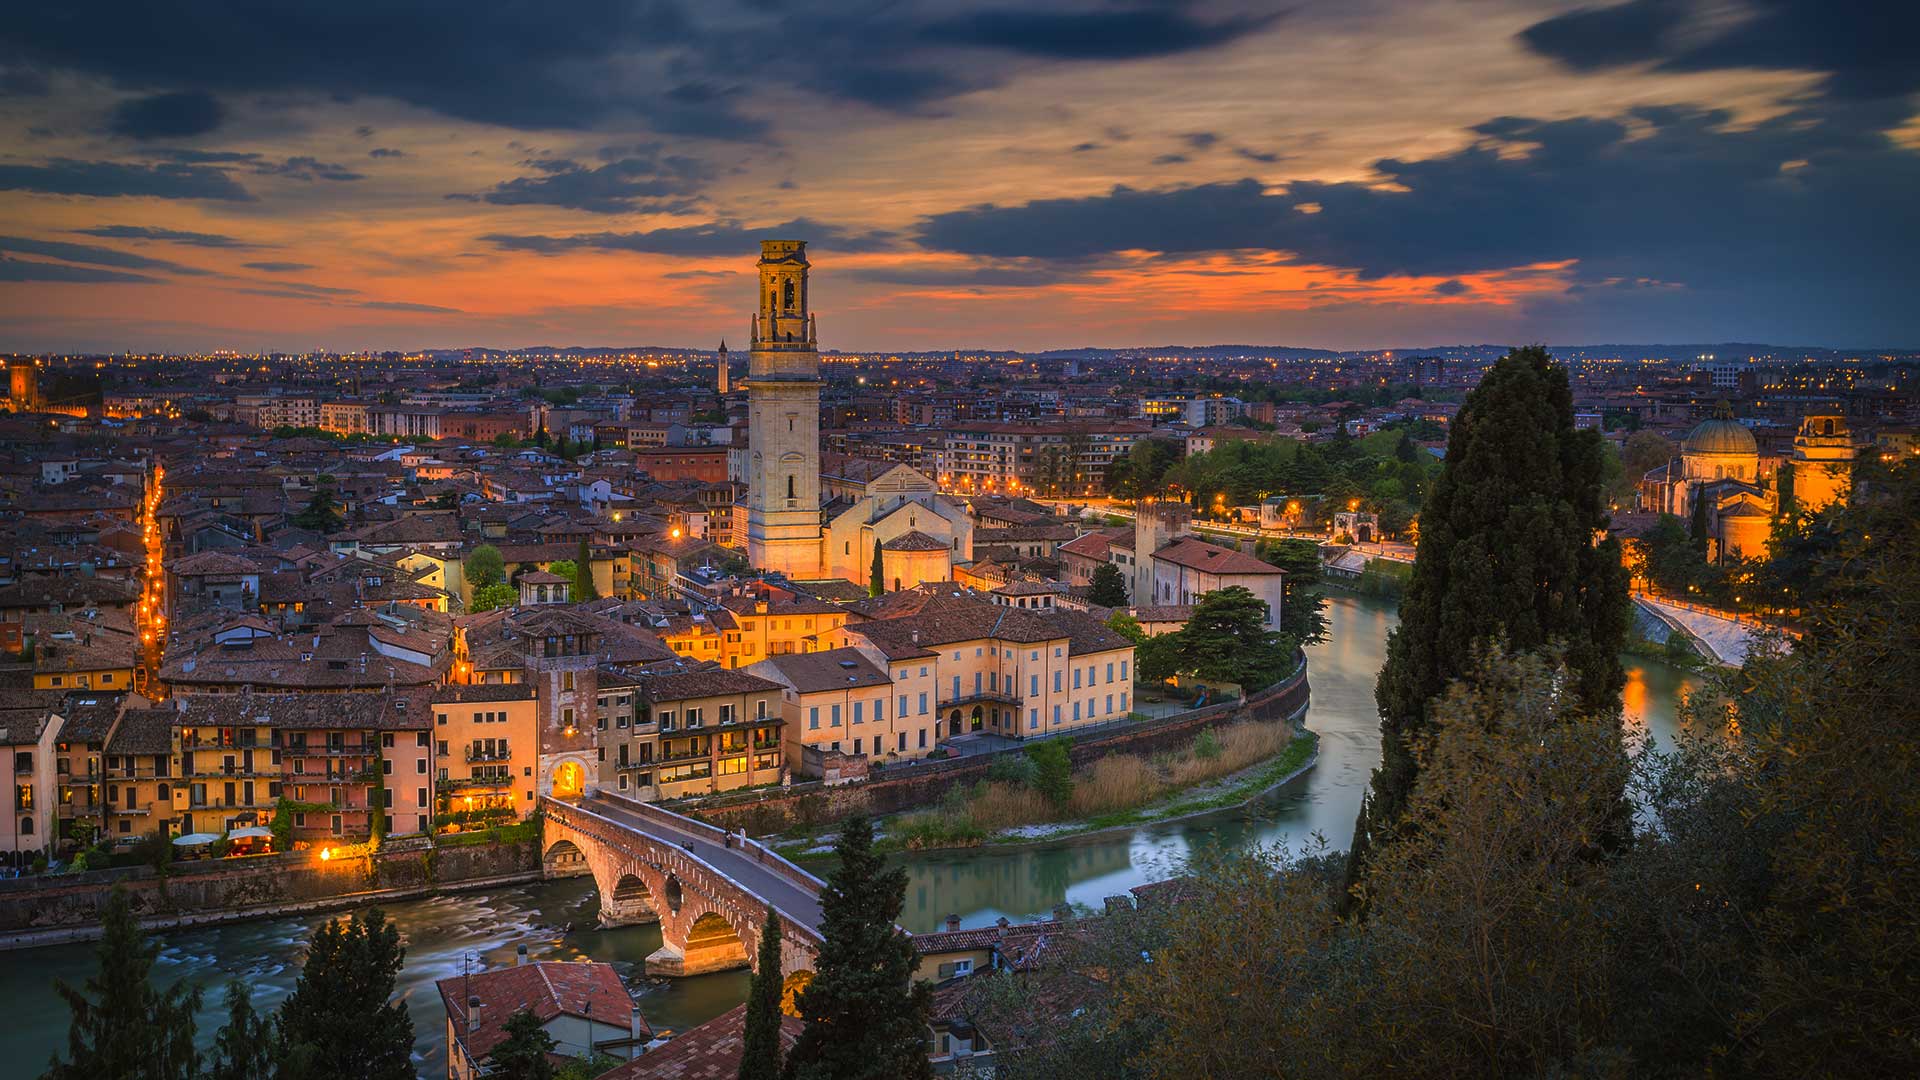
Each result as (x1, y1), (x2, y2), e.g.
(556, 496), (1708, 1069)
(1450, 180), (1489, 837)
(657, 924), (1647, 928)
(740, 240), (823, 577)
(715, 340), (730, 395)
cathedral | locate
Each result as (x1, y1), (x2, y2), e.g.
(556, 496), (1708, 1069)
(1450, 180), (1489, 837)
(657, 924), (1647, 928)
(1640, 404), (1857, 561)
(733, 241), (972, 586)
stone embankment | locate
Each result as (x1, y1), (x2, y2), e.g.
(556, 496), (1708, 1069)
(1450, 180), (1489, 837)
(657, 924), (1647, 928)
(0, 836), (540, 948)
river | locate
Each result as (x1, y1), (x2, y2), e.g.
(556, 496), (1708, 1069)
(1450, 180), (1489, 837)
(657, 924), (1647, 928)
(0, 594), (1703, 1078)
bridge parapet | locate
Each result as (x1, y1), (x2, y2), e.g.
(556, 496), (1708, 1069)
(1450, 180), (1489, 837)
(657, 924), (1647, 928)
(591, 789), (829, 897)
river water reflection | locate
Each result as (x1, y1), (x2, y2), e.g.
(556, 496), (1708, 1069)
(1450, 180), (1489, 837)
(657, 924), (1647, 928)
(0, 594), (1701, 1077)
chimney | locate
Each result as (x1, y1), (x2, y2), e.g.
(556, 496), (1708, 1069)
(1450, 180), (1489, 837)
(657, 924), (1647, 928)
(467, 995), (483, 1033)
(516, 944), (529, 967)
(631, 1004), (646, 1044)
(944, 913), (961, 933)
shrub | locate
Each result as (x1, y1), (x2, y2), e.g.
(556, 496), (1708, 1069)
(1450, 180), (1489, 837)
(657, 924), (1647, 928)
(1028, 740), (1074, 809)
(986, 753), (1036, 787)
(1193, 730), (1223, 761)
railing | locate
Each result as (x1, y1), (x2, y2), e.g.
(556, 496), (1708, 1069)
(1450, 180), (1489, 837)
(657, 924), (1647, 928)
(280, 744), (375, 757)
(465, 746), (512, 763)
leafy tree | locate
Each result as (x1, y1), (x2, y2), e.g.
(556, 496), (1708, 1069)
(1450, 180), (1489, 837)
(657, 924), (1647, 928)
(471, 582), (519, 613)
(1133, 632), (1183, 685)
(1258, 538), (1329, 647)
(573, 537), (600, 601)
(740, 910), (786, 1080)
(465, 544), (506, 588)
(869, 539), (884, 598)
(546, 560), (578, 597)
(206, 980), (277, 1080)
(1348, 346), (1629, 905)
(1615, 430), (1674, 502)
(1026, 740), (1073, 809)
(1104, 610), (1146, 645)
(43, 888), (202, 1080)
(492, 432), (523, 449)
(1088, 562), (1129, 608)
(783, 815), (933, 1080)
(276, 908), (414, 1080)
(488, 1008), (558, 1080)
(290, 484), (342, 533)
(1180, 586), (1295, 691)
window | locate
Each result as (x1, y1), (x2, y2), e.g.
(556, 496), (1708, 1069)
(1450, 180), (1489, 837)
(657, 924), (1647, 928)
(1106, 662), (1115, 683)
(562, 672), (575, 691)
(809, 707), (820, 730)
(1053, 671), (1062, 693)
(1053, 705), (1062, 725)
(686, 707), (703, 728)
(1121, 659), (1130, 681)
(852, 701), (863, 725)
(1073, 702), (1081, 721)
(898, 733), (907, 752)
(1029, 708), (1038, 730)
(876, 698), (885, 720)
(1073, 669), (1082, 689)
(918, 729), (927, 748)
(416, 758), (426, 774)
(719, 704), (736, 725)
(1106, 694), (1113, 714)
(918, 692), (928, 714)
(899, 694), (908, 717)
(830, 704), (841, 727)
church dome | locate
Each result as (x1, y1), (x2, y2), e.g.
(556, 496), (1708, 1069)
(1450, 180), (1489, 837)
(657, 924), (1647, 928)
(1684, 404), (1757, 456)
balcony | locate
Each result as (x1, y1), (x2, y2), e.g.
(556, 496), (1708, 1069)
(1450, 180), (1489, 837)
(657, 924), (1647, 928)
(440, 774), (511, 791)
(656, 746), (712, 765)
(465, 746), (512, 763)
(281, 744), (375, 758)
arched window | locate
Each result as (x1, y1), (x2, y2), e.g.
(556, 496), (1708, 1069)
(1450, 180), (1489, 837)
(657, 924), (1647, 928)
(788, 475), (796, 500)
(784, 279), (795, 309)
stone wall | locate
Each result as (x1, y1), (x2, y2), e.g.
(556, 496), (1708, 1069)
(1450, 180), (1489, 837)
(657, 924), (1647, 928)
(0, 836), (540, 937)
(688, 659), (1312, 836)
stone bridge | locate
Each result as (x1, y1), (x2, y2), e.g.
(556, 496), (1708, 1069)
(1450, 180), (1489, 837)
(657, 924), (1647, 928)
(541, 792), (824, 989)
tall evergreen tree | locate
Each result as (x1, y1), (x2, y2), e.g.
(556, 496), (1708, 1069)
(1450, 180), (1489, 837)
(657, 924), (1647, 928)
(739, 909), (786, 1080)
(574, 536), (601, 601)
(1345, 346), (1629, 906)
(1087, 561), (1129, 608)
(276, 908), (415, 1080)
(206, 980), (277, 1080)
(43, 888), (202, 1080)
(783, 815), (932, 1080)
(870, 539), (885, 598)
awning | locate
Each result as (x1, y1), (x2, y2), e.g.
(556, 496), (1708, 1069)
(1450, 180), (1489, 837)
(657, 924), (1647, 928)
(172, 833), (220, 846)
(227, 827), (272, 840)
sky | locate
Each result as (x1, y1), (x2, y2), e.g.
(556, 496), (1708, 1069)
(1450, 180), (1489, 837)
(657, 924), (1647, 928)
(0, 0), (1916, 354)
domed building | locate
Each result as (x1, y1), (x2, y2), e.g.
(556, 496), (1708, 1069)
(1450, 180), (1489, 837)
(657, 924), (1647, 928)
(1640, 403), (1773, 560)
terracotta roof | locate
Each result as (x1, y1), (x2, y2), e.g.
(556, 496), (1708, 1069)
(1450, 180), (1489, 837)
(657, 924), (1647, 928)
(753, 647), (890, 693)
(1056, 526), (1130, 561)
(106, 705), (175, 755)
(881, 530), (949, 552)
(637, 663), (782, 703)
(1151, 537), (1282, 576)
(599, 1004), (800, 1080)
(436, 961), (642, 1067)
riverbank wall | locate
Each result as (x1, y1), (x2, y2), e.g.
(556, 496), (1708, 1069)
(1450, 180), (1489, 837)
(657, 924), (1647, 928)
(679, 656), (1312, 836)
(0, 835), (540, 945)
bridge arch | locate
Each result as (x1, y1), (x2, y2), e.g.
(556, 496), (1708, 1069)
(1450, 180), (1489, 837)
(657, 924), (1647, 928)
(542, 793), (825, 979)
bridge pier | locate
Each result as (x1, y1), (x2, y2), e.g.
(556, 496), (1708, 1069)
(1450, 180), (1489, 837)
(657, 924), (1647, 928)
(645, 912), (751, 976)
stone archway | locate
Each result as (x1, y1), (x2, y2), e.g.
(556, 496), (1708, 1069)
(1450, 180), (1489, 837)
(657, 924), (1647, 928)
(552, 760), (586, 798)
(543, 838), (589, 878)
(679, 911), (751, 975)
(663, 874), (684, 915)
(602, 872), (659, 927)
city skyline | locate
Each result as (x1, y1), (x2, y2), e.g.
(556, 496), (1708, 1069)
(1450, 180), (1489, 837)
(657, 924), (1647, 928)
(2, 1), (1917, 354)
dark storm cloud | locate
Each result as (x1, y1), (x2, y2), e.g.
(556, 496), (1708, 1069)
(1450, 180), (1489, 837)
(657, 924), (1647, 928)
(256, 157), (365, 182)
(929, 7), (1279, 60)
(484, 218), (897, 255)
(0, 159), (253, 200)
(0, 1), (706, 132)
(242, 261), (318, 273)
(1520, 0), (1920, 99)
(0, 258), (156, 284)
(108, 91), (225, 139)
(73, 225), (259, 248)
(846, 262), (1094, 288)
(456, 151), (714, 213)
(916, 102), (1920, 335)
(0, 2), (1287, 132)
(1431, 279), (1470, 297)
(368, 148), (406, 158)
(0, 235), (213, 275)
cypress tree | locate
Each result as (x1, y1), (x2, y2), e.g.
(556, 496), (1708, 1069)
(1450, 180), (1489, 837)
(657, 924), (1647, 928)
(1088, 561), (1129, 608)
(783, 815), (932, 1080)
(44, 887), (202, 1080)
(206, 980), (277, 1080)
(575, 535), (601, 601)
(276, 907), (415, 1080)
(488, 1009), (558, 1080)
(739, 909), (785, 1080)
(869, 539), (885, 597)
(1344, 346), (1629, 906)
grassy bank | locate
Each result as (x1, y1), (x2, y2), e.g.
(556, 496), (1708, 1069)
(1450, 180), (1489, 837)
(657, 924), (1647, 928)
(877, 721), (1319, 853)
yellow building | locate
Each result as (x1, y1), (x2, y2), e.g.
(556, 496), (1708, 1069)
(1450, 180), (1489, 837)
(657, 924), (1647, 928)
(103, 703), (180, 844)
(1787, 411), (1855, 513)
(746, 646), (921, 770)
(430, 684), (539, 827)
(605, 664), (785, 801)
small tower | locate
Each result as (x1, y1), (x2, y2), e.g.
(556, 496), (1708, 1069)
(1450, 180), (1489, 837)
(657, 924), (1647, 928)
(1133, 495), (1191, 604)
(715, 340), (730, 396)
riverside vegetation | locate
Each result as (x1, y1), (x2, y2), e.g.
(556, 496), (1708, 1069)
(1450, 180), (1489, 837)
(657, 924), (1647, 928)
(883, 720), (1316, 852)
